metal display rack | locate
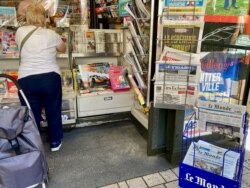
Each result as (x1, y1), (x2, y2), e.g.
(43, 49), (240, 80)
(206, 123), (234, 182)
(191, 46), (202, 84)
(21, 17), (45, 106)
(179, 109), (248, 188)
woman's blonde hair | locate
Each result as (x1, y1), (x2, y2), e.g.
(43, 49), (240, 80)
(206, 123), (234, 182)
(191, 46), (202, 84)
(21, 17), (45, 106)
(26, 2), (46, 27)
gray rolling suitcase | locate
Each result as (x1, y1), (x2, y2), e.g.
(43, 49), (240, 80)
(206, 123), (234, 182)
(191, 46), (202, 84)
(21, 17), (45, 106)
(0, 74), (48, 188)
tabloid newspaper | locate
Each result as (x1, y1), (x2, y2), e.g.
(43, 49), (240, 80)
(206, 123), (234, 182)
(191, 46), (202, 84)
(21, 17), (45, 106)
(183, 140), (240, 180)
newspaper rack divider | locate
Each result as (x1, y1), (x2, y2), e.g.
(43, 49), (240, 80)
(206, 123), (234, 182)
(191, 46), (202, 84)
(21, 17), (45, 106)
(179, 111), (248, 188)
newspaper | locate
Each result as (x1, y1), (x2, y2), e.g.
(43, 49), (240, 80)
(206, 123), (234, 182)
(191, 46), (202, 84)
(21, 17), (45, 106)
(94, 31), (105, 53)
(197, 100), (246, 140)
(159, 46), (200, 62)
(183, 140), (240, 180)
(154, 83), (197, 106)
(155, 61), (201, 84)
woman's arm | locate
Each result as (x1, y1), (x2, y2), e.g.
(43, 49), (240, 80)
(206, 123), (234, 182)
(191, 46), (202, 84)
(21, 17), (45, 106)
(56, 41), (67, 53)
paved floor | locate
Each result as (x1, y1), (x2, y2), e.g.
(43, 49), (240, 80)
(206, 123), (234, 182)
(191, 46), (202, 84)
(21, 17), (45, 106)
(99, 128), (250, 188)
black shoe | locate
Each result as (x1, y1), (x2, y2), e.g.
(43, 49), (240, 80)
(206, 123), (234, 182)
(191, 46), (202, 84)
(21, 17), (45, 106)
(232, 5), (238, 8)
(224, 7), (230, 10)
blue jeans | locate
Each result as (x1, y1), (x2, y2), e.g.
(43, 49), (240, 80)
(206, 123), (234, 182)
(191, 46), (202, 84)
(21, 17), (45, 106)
(18, 72), (63, 144)
(224, 0), (237, 8)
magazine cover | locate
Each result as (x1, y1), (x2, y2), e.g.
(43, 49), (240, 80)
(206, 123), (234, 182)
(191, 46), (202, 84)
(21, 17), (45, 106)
(78, 63), (110, 90)
(53, 4), (70, 27)
(202, 0), (249, 50)
(0, 6), (18, 27)
(163, 0), (206, 15)
(118, 0), (133, 17)
(0, 30), (19, 58)
(162, 20), (204, 53)
(85, 31), (96, 53)
(198, 51), (249, 104)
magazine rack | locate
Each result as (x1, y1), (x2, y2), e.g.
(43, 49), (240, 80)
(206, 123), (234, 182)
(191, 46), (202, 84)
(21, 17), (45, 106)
(179, 110), (248, 188)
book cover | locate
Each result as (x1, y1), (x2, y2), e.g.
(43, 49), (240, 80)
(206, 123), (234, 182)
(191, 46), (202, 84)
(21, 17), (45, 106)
(162, 21), (204, 53)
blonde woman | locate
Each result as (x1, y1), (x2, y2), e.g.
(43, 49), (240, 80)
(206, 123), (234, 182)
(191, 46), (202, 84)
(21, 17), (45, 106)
(15, 2), (66, 152)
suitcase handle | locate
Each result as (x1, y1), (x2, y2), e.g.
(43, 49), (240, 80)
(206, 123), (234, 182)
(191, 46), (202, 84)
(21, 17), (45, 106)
(0, 73), (31, 109)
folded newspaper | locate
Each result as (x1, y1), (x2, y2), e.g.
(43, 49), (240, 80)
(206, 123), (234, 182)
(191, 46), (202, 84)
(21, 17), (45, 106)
(183, 140), (240, 180)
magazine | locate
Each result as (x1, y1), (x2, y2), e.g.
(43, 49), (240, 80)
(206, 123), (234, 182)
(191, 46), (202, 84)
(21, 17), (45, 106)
(124, 53), (147, 90)
(61, 69), (73, 93)
(163, 0), (206, 15)
(85, 31), (96, 53)
(183, 140), (240, 180)
(118, 0), (133, 17)
(162, 20), (204, 53)
(0, 6), (18, 27)
(0, 30), (19, 58)
(198, 51), (249, 104)
(53, 4), (69, 27)
(78, 63), (110, 90)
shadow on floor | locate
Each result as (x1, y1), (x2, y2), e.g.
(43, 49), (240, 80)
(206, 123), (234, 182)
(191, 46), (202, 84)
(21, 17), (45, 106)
(41, 121), (173, 188)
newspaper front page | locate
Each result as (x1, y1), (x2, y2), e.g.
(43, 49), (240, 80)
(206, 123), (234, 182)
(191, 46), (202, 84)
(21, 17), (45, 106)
(183, 140), (240, 180)
(197, 100), (246, 140)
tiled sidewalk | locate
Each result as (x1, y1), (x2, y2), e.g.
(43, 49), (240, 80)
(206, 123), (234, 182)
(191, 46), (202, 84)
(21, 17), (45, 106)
(99, 157), (250, 188)
(99, 132), (250, 188)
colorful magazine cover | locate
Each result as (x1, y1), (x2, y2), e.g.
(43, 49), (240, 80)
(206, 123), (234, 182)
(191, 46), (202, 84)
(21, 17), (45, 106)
(198, 51), (249, 104)
(53, 4), (70, 27)
(0, 6), (17, 27)
(78, 63), (110, 90)
(118, 0), (133, 17)
(163, 0), (206, 15)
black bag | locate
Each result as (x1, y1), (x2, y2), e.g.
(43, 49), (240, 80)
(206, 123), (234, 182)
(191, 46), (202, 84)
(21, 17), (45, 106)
(0, 74), (48, 188)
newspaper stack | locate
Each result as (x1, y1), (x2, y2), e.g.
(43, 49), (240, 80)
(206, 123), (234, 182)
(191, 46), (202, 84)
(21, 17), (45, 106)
(183, 140), (240, 180)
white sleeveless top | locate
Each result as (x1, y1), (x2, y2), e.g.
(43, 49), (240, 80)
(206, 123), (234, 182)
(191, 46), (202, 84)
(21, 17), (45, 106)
(15, 25), (63, 79)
